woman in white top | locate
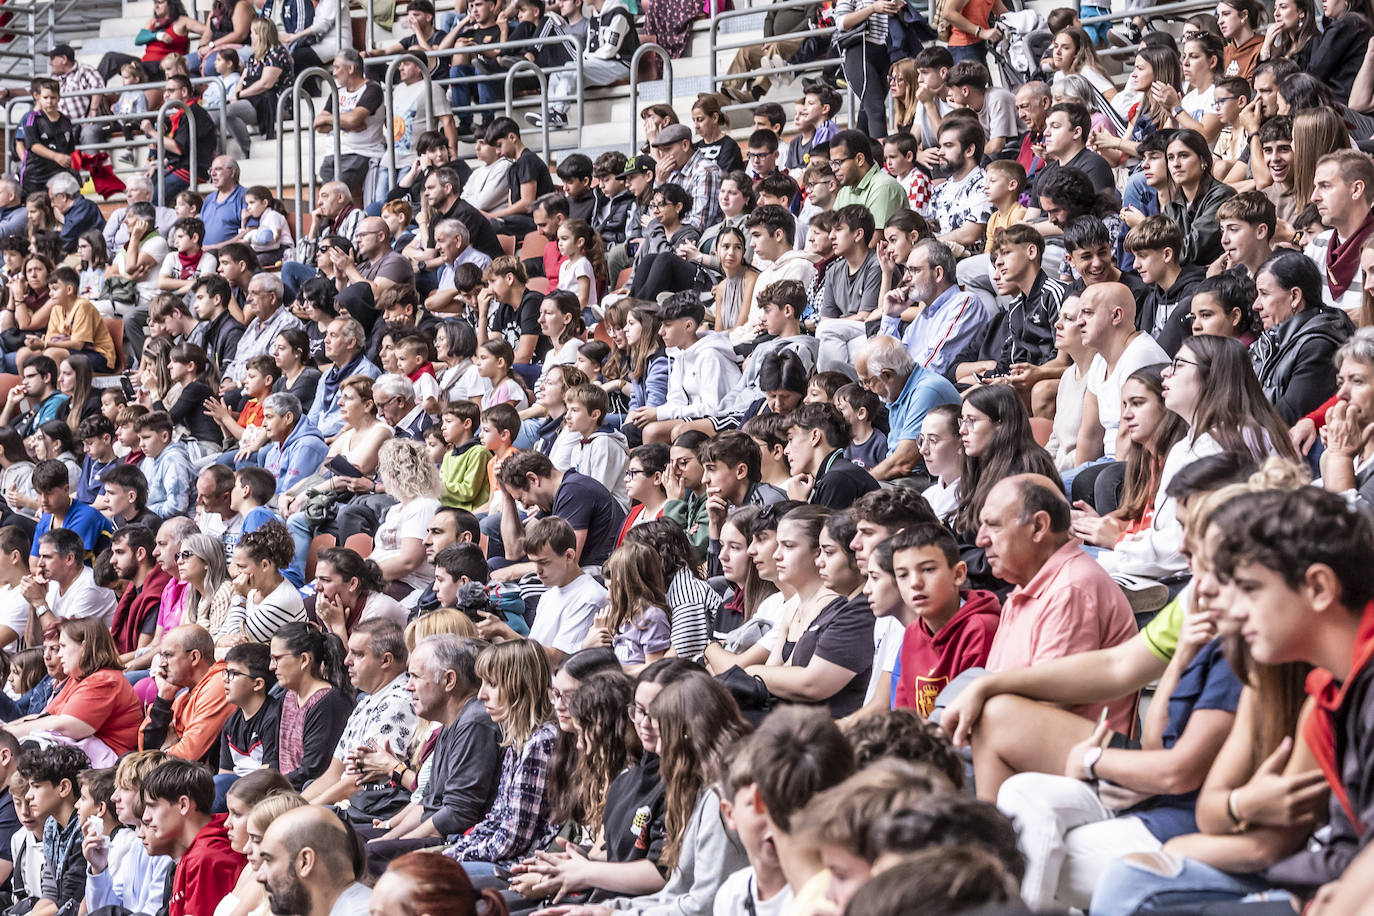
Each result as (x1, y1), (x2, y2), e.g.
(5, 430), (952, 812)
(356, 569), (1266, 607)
(919, 404), (963, 522)
(1153, 32), (1226, 144)
(437, 319), (490, 406)
(221, 523), (305, 647)
(369, 438), (443, 597)
(1049, 26), (1117, 100)
(1047, 296), (1094, 472)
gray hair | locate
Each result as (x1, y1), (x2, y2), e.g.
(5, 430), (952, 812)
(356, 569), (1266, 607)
(435, 218), (469, 244)
(332, 316), (366, 349)
(1017, 79), (1052, 102)
(262, 392), (303, 422)
(128, 200), (157, 221)
(914, 238), (958, 285)
(335, 48), (364, 76)
(125, 174), (154, 196)
(46, 173), (80, 197)
(213, 155), (241, 180)
(864, 335), (916, 379)
(159, 516), (201, 545)
(1336, 325), (1374, 368)
(1055, 73), (1095, 106)
(419, 634), (483, 690)
(372, 373), (415, 404)
(250, 272), (284, 298)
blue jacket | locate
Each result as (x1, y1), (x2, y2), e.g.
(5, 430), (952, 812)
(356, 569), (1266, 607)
(257, 415), (329, 494)
(59, 196), (106, 254)
(628, 351), (670, 412)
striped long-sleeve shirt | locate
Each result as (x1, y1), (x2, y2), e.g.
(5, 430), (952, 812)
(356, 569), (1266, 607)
(667, 568), (722, 661)
(221, 580), (306, 644)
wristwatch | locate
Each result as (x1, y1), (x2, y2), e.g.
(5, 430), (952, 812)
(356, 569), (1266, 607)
(33, 603), (48, 618)
(1082, 745), (1104, 780)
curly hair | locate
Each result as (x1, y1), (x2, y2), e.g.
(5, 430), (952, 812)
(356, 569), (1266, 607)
(560, 671), (641, 827)
(379, 438), (442, 501)
(236, 521), (296, 569)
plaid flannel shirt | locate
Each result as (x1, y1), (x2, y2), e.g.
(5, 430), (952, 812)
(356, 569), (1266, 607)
(666, 151), (722, 233)
(445, 721), (558, 865)
(57, 64), (104, 122)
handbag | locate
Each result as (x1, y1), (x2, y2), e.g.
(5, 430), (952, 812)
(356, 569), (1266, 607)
(832, 23), (867, 52)
(715, 665), (774, 716)
(305, 486), (341, 523)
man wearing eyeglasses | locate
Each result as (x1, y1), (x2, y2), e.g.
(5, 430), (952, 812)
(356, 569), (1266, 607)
(831, 128), (909, 233)
(326, 216), (415, 301)
(141, 624), (234, 763)
(220, 272), (304, 388)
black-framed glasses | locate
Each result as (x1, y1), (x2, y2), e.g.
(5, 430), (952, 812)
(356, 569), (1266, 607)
(223, 668), (251, 681)
(624, 467), (650, 479)
(1170, 356), (1199, 372)
(828, 155), (854, 170)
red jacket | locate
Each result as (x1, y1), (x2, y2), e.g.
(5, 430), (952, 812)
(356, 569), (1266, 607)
(170, 814), (245, 916)
(895, 589), (1001, 717)
(110, 565), (173, 655)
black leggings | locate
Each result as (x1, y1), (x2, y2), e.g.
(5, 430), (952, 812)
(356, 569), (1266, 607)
(1071, 460), (1126, 515)
(631, 251), (702, 300)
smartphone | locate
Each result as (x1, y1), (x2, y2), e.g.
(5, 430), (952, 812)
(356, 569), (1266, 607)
(120, 376), (135, 399)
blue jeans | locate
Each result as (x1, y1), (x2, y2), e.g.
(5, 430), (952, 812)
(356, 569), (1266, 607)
(282, 260), (317, 303)
(1080, 5), (1110, 44)
(158, 171), (190, 207)
(213, 772), (239, 813)
(450, 63), (500, 128)
(515, 417), (543, 450)
(949, 41), (987, 64)
(288, 509), (315, 574)
(1090, 854), (1285, 916)
(1123, 170), (1159, 216)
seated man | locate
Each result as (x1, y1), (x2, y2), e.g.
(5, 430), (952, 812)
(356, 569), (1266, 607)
(854, 336), (960, 482)
(301, 621), (416, 827)
(308, 317), (382, 439)
(878, 238), (987, 379)
(28, 458), (113, 563)
(240, 393), (328, 497)
(255, 806), (371, 913)
(140, 625), (233, 764)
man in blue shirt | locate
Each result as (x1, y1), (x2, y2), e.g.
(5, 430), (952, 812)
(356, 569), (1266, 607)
(28, 459), (112, 567)
(200, 156), (247, 250)
(879, 239), (989, 379)
(856, 335), (960, 482)
(0, 357), (69, 436)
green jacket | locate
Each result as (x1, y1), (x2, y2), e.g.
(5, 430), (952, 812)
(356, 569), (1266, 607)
(439, 441), (493, 513)
(663, 490), (709, 561)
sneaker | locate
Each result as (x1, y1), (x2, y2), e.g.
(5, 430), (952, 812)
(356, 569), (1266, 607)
(1112, 574), (1169, 615)
(1108, 20), (1142, 46)
(526, 110), (567, 128)
(524, 111), (544, 128)
(117, 151), (136, 166)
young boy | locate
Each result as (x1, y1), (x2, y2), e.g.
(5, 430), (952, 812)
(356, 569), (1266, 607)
(563, 383), (630, 512)
(222, 467), (301, 586)
(782, 404), (880, 509)
(157, 217), (217, 296)
(115, 404), (151, 465)
(395, 336), (441, 416)
(218, 642), (281, 775)
(796, 161), (838, 252)
(1126, 215), (1206, 352)
(753, 102), (787, 139)
(478, 402), (520, 515)
(640, 293), (742, 444)
(75, 767), (120, 848)
(8, 770), (43, 906)
(983, 159), (1029, 254)
(1214, 190), (1276, 278)
(17, 266), (117, 372)
(891, 524), (1000, 718)
(883, 133), (933, 213)
(785, 82), (841, 174)
(1211, 76), (1251, 178)
(77, 415), (120, 506)
(816, 207), (882, 373)
(438, 400), (492, 513)
(556, 153), (599, 223)
(215, 355), (279, 457)
(18, 77), (78, 199)
(524, 517), (608, 654)
(86, 750), (176, 916)
(432, 543), (490, 611)
(834, 383), (888, 471)
(134, 411), (195, 519)
(99, 464), (163, 531)
(17, 745), (90, 914)
(756, 173), (800, 211)
(592, 151), (633, 245)
(715, 733), (794, 916)
(660, 429), (713, 561)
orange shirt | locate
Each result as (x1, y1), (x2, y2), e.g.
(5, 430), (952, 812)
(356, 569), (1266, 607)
(139, 659), (234, 761)
(485, 443), (516, 501)
(45, 667), (145, 756)
(949, 0), (995, 45)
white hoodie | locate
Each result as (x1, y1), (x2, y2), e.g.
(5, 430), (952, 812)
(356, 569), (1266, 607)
(568, 426), (632, 511)
(660, 332), (743, 422)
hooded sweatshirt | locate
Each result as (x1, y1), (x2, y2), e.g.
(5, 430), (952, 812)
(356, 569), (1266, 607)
(659, 332), (742, 422)
(568, 425), (631, 511)
(168, 814), (245, 916)
(895, 589), (1001, 717)
(440, 439), (493, 512)
(260, 415), (330, 495)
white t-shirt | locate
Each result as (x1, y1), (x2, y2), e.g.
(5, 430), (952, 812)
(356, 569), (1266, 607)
(864, 616), (905, 706)
(412, 372), (441, 405)
(755, 592), (793, 654)
(392, 79), (453, 170)
(0, 583), (29, 651)
(922, 477), (959, 521)
(529, 573), (608, 653)
(1181, 83), (1216, 124)
(1049, 361), (1089, 471)
(48, 567), (118, 627)
(372, 497), (441, 591)
(558, 256), (599, 308)
(440, 360), (491, 403)
(714, 868), (794, 916)
(159, 250), (217, 287)
(328, 883), (372, 916)
(1086, 333), (1170, 458)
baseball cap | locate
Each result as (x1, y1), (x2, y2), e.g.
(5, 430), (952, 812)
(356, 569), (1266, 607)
(48, 44), (76, 61)
(650, 123), (692, 147)
(618, 155), (656, 179)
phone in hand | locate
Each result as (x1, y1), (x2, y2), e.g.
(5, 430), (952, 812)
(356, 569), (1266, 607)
(120, 375), (136, 399)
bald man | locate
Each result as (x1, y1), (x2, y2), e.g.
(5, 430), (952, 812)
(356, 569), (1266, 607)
(329, 216), (416, 299)
(1072, 283), (1169, 480)
(975, 474), (1137, 738)
(256, 806), (371, 916)
(141, 624), (234, 762)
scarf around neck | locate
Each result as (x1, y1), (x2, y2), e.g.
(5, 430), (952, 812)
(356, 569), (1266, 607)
(1326, 206), (1374, 299)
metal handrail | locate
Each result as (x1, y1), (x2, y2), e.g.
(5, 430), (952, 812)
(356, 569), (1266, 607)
(153, 99), (199, 203)
(707, 0), (830, 92)
(381, 53), (436, 187)
(275, 67), (342, 231)
(628, 42), (673, 155)
(503, 60), (549, 164)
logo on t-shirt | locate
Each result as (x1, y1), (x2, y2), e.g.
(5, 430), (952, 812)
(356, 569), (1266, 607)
(915, 675), (949, 718)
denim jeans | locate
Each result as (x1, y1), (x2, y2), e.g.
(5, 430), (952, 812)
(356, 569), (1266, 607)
(1090, 853), (1283, 916)
(1123, 170), (1160, 216)
(948, 41), (987, 64)
(450, 63), (500, 127)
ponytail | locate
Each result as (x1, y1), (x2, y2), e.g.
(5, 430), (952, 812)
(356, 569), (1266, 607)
(275, 621), (355, 701)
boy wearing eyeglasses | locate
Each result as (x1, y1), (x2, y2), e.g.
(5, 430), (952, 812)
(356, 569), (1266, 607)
(218, 642), (281, 776)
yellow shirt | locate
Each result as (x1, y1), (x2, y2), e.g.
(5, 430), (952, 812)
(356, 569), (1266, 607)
(985, 202), (1030, 253)
(46, 297), (116, 369)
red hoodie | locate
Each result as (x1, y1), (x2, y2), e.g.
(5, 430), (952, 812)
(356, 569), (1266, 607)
(169, 813), (246, 916)
(1302, 600), (1374, 836)
(895, 589), (1001, 717)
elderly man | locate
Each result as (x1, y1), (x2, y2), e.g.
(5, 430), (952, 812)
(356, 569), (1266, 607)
(855, 335), (960, 482)
(650, 123), (722, 232)
(141, 625), (233, 763)
(425, 219), (492, 315)
(151, 74), (216, 205)
(309, 317), (382, 437)
(875, 239), (989, 379)
(48, 172), (105, 254)
(365, 635), (501, 871)
(256, 806), (371, 915)
(200, 156), (247, 250)
(21, 528), (118, 632)
(374, 373), (431, 442)
(284, 181), (363, 302)
(314, 49), (386, 206)
(302, 621), (415, 826)
(47, 45), (103, 138)
(222, 273), (303, 387)
(976, 474), (1137, 735)
(0, 178), (26, 237)
(404, 167), (503, 277)
(105, 174), (179, 254)
(242, 393), (328, 495)
(1014, 80), (1052, 180)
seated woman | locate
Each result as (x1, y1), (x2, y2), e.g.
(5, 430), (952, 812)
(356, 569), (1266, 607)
(272, 328), (320, 411)
(1099, 335), (1298, 582)
(444, 639), (560, 874)
(1259, 0), (1317, 70)
(58, 356), (103, 435)
(215, 769), (295, 916)
(1188, 271), (1259, 343)
(1317, 326), (1374, 505)
(165, 342), (223, 455)
(745, 505), (874, 718)
(1159, 129), (1236, 267)
(1305, 0), (1373, 98)
(631, 172), (756, 302)
(1071, 366), (1187, 533)
(604, 302), (669, 440)
(2, 254), (54, 372)
(626, 184), (700, 301)
(1048, 26), (1117, 100)
(311, 546), (407, 642)
(707, 505), (779, 637)
(192, 0), (253, 75)
(98, 0), (204, 95)
(367, 438), (443, 600)
(220, 522), (306, 647)
(271, 621), (355, 791)
(32, 420), (82, 486)
(7, 617), (144, 766)
(1250, 251), (1354, 424)
(623, 519), (724, 662)
(178, 531), (234, 637)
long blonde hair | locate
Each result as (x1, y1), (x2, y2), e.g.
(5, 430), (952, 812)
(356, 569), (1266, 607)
(889, 58), (920, 129)
(1291, 108), (1352, 206)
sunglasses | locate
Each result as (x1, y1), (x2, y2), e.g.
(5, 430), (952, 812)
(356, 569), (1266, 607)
(175, 550), (194, 560)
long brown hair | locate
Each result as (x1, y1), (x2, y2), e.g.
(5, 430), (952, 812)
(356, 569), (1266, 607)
(724, 506), (778, 619)
(953, 386), (1060, 537)
(652, 672), (750, 871)
(889, 58), (920, 129)
(475, 639), (554, 747)
(59, 617), (124, 677)
(1115, 365), (1187, 524)
(1291, 108), (1350, 204)
(1181, 335), (1299, 462)
(602, 541), (670, 639)
(563, 671), (642, 827)
(625, 302), (666, 383)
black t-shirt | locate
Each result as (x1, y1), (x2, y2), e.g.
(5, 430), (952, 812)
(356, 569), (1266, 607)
(597, 754), (667, 884)
(490, 287), (550, 361)
(452, 197), (504, 259)
(543, 470), (627, 567)
(695, 135), (743, 175)
(169, 103), (217, 181)
(786, 593), (875, 718)
(400, 29), (450, 72)
(810, 451), (880, 510)
(1032, 146), (1116, 203)
(506, 147), (555, 209)
(219, 693), (282, 773)
(0, 789), (19, 866)
(19, 110), (78, 188)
